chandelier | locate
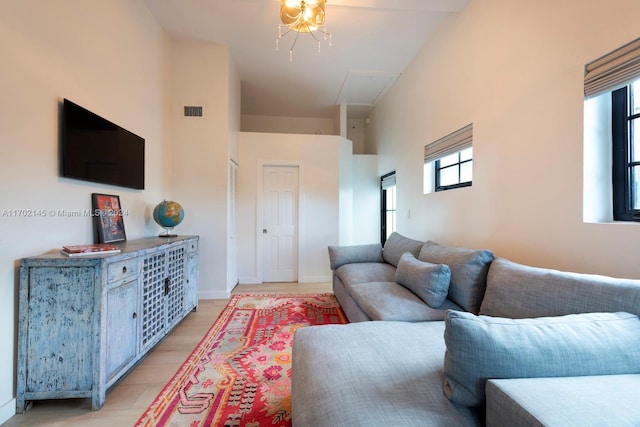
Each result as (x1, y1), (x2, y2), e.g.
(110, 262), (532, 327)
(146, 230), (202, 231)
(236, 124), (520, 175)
(276, 0), (332, 61)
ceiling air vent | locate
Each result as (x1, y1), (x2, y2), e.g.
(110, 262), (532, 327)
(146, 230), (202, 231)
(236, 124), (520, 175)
(183, 106), (203, 117)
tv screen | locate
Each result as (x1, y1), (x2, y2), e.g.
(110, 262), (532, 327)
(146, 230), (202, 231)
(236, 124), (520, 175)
(62, 99), (145, 190)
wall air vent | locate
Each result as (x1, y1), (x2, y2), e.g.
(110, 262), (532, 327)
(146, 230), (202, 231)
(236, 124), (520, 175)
(183, 106), (203, 117)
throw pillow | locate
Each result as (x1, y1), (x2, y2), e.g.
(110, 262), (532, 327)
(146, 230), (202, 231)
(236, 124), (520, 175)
(443, 310), (640, 407)
(418, 241), (493, 313)
(395, 253), (451, 308)
(382, 232), (424, 267)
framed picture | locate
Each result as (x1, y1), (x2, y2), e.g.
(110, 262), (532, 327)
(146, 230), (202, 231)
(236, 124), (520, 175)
(91, 193), (127, 243)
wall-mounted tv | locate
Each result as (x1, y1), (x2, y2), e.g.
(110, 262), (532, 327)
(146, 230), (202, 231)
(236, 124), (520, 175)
(61, 99), (145, 190)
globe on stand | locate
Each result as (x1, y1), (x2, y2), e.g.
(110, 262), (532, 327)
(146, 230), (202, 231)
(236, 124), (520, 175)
(153, 200), (185, 238)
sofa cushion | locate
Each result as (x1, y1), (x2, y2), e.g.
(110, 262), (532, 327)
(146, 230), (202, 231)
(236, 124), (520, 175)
(395, 253), (451, 308)
(348, 281), (462, 321)
(382, 232), (424, 267)
(328, 243), (384, 270)
(418, 241), (494, 313)
(485, 375), (640, 427)
(332, 275), (373, 322)
(480, 258), (640, 318)
(443, 310), (640, 407)
(334, 262), (397, 288)
(292, 321), (480, 427)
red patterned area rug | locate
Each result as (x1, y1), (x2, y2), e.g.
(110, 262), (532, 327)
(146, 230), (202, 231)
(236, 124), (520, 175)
(135, 293), (347, 427)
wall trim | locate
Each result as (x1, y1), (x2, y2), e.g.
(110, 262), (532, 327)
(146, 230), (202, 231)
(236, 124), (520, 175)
(238, 276), (260, 285)
(0, 398), (16, 425)
(198, 291), (230, 300)
(299, 275), (332, 283)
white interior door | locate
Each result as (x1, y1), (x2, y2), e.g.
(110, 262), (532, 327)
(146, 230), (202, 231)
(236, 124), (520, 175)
(263, 166), (299, 282)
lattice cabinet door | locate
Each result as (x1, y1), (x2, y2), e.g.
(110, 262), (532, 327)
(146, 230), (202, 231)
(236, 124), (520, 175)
(140, 251), (167, 351)
(165, 245), (186, 330)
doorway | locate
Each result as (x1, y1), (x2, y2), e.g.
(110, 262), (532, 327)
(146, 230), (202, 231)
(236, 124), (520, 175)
(262, 165), (299, 282)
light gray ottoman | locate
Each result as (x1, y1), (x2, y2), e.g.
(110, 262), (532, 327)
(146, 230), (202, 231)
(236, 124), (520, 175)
(292, 321), (480, 426)
(486, 374), (640, 427)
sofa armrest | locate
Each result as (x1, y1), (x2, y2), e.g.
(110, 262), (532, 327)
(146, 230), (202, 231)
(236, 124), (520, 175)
(328, 243), (383, 270)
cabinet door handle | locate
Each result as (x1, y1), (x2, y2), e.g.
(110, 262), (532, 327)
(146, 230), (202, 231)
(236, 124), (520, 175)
(132, 312), (137, 319)
(164, 278), (170, 295)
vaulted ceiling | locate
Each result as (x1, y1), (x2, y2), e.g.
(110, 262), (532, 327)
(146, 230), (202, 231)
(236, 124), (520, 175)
(144, 0), (469, 119)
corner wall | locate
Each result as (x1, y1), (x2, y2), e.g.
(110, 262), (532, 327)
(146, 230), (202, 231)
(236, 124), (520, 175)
(352, 155), (380, 244)
(369, 0), (640, 278)
(169, 41), (236, 299)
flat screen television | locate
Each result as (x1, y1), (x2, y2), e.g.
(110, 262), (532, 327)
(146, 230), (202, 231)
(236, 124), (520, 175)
(61, 99), (145, 190)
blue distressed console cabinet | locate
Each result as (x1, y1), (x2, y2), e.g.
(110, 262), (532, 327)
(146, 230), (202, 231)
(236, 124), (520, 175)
(16, 236), (199, 412)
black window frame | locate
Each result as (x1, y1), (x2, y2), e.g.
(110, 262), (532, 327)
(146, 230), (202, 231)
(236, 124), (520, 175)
(612, 84), (640, 221)
(434, 149), (473, 192)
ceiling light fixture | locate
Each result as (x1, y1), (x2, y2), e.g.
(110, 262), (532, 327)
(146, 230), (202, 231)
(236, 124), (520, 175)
(276, 0), (332, 61)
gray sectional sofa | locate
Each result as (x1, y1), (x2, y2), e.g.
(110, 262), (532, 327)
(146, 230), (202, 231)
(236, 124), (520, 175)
(291, 233), (640, 426)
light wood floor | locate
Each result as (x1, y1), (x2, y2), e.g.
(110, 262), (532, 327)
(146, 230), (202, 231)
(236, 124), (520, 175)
(3, 282), (332, 427)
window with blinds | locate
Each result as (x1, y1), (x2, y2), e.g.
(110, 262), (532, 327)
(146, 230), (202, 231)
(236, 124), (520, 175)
(585, 37), (640, 222)
(424, 123), (473, 192)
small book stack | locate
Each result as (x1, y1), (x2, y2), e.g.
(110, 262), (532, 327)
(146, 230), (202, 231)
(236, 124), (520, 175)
(61, 243), (121, 257)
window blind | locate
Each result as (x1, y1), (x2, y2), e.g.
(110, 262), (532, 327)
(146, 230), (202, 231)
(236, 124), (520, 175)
(584, 37), (640, 98)
(381, 171), (396, 189)
(424, 123), (473, 164)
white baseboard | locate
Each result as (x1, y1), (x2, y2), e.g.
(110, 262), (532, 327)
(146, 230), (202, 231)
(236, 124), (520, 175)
(198, 290), (230, 300)
(238, 276), (260, 285)
(299, 275), (332, 283)
(237, 276), (331, 285)
(0, 398), (16, 425)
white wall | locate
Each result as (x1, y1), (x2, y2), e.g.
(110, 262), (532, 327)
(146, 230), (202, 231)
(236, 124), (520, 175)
(369, 0), (640, 278)
(170, 41), (237, 299)
(0, 0), (171, 422)
(237, 133), (349, 284)
(352, 155), (381, 244)
(339, 139), (354, 245)
(336, 105), (346, 140)
(242, 114), (337, 135)
(227, 58), (242, 292)
(347, 118), (366, 154)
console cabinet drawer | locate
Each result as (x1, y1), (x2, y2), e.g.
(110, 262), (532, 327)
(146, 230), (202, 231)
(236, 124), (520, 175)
(186, 239), (198, 254)
(107, 257), (138, 283)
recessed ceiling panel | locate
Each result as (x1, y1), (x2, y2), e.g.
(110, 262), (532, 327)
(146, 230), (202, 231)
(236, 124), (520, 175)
(336, 70), (400, 106)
